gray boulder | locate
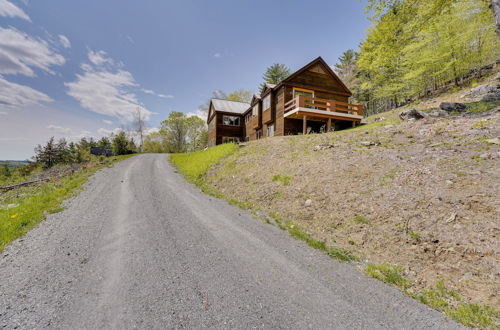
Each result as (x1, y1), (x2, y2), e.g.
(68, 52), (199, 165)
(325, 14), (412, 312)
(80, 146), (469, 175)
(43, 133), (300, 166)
(439, 102), (467, 113)
(427, 109), (448, 118)
(399, 109), (426, 121)
(468, 84), (500, 102)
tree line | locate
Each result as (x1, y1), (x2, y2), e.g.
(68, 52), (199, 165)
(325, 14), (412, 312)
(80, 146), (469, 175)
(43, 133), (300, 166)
(334, 0), (500, 115)
(33, 132), (136, 169)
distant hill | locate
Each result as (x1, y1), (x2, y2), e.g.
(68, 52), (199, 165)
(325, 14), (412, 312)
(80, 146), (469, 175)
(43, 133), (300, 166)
(0, 160), (30, 168)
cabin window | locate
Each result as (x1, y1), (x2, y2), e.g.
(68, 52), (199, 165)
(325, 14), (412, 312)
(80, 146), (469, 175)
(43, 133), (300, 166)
(262, 95), (270, 110)
(267, 124), (274, 137)
(245, 113), (251, 123)
(223, 115), (240, 126)
(222, 136), (239, 144)
(293, 88), (314, 99)
(252, 104), (258, 116)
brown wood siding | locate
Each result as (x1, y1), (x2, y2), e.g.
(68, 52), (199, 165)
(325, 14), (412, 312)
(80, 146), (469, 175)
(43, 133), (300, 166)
(274, 87), (285, 136)
(286, 70), (347, 95)
(262, 108), (272, 124)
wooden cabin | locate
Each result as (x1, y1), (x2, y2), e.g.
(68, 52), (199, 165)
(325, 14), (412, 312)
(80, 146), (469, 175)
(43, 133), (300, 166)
(207, 99), (249, 147)
(207, 57), (363, 146)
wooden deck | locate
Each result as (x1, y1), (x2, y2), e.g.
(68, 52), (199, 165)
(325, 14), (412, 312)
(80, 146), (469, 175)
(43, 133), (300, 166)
(284, 95), (363, 134)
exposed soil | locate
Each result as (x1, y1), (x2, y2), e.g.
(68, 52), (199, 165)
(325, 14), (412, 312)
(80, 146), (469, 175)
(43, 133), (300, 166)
(205, 107), (500, 309)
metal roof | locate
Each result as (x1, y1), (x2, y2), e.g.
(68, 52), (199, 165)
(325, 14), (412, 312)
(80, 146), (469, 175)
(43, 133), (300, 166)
(211, 99), (250, 114)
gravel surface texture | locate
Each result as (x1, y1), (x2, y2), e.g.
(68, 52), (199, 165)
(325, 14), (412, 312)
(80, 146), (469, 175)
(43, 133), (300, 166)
(0, 154), (463, 329)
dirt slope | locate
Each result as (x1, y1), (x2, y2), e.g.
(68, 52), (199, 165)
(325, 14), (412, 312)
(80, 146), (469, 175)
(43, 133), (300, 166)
(205, 105), (500, 309)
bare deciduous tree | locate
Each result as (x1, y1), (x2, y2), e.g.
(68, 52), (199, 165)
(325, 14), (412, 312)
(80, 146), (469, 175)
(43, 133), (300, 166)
(133, 107), (147, 152)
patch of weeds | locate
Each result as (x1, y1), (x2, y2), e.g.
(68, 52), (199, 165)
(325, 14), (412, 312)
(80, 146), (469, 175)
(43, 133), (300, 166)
(269, 212), (286, 230)
(243, 177), (250, 183)
(228, 198), (253, 210)
(471, 119), (492, 129)
(272, 190), (285, 200)
(381, 169), (398, 186)
(419, 281), (499, 329)
(48, 206), (65, 214)
(466, 101), (500, 113)
(272, 174), (292, 186)
(408, 229), (421, 241)
(353, 215), (369, 224)
(286, 222), (357, 262)
(365, 263), (410, 289)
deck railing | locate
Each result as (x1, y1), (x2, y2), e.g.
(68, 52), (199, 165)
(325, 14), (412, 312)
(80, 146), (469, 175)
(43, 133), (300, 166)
(284, 95), (363, 116)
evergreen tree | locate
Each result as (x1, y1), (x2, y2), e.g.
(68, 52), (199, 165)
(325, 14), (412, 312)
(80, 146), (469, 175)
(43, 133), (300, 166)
(112, 132), (131, 155)
(97, 137), (112, 149)
(260, 63), (291, 92)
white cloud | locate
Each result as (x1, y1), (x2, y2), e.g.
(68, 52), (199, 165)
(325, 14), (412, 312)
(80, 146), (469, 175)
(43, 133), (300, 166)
(58, 35), (71, 48)
(186, 109), (207, 121)
(126, 36), (135, 44)
(0, 27), (65, 77)
(0, 0), (30, 21)
(102, 119), (113, 125)
(0, 75), (52, 107)
(141, 88), (174, 99)
(66, 49), (152, 122)
(213, 52), (221, 58)
(141, 88), (155, 95)
(0, 111), (7, 115)
(87, 49), (114, 66)
(47, 124), (71, 134)
(97, 127), (123, 137)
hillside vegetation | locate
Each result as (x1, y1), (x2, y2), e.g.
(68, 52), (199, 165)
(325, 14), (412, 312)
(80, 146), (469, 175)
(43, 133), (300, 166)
(171, 76), (500, 328)
(0, 155), (134, 251)
(337, 0), (500, 114)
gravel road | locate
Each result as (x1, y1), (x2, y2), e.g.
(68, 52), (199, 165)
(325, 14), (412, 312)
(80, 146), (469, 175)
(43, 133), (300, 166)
(0, 154), (463, 329)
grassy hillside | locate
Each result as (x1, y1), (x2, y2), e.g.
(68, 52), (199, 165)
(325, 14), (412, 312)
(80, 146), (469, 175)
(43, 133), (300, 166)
(171, 77), (500, 328)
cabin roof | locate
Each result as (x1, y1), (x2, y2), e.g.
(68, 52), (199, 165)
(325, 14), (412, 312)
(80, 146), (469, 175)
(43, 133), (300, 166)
(211, 98), (250, 114)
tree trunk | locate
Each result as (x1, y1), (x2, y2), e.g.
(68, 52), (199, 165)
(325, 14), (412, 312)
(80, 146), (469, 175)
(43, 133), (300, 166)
(492, 0), (500, 40)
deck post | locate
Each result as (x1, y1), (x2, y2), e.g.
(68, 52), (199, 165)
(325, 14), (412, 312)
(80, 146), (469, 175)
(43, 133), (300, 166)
(303, 115), (307, 134)
(327, 118), (332, 132)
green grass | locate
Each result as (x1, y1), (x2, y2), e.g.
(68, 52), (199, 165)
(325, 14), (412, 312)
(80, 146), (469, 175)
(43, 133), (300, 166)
(365, 263), (410, 289)
(286, 222), (358, 262)
(365, 264), (499, 329)
(272, 174), (292, 186)
(353, 215), (369, 224)
(465, 101), (500, 113)
(0, 155), (133, 252)
(169, 143), (238, 183)
(418, 281), (499, 329)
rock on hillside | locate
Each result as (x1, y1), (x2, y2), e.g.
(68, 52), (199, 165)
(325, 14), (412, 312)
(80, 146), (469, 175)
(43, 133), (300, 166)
(205, 107), (500, 309)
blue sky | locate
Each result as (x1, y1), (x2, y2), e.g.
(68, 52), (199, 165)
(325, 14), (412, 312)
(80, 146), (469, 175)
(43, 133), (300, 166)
(0, 0), (370, 160)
